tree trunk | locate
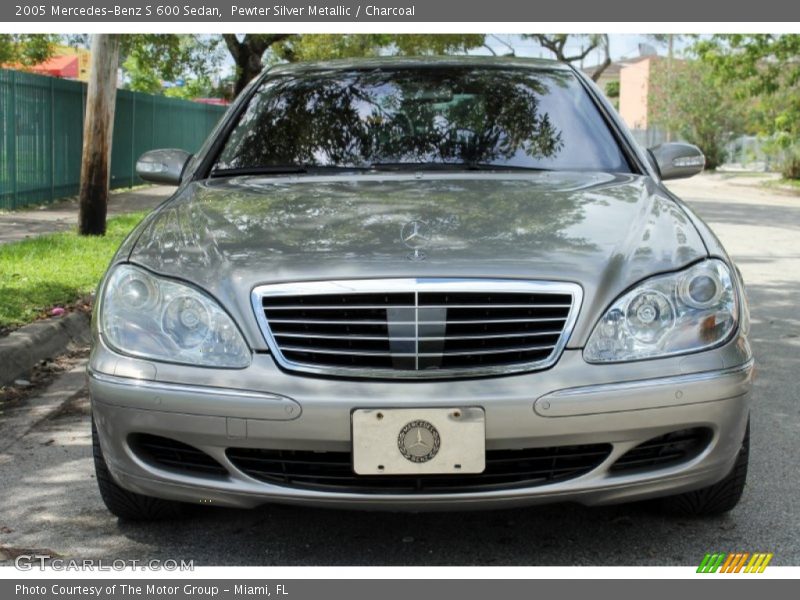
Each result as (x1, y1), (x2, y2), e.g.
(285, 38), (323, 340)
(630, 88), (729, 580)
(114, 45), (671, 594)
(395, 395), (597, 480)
(78, 34), (120, 236)
(223, 34), (294, 97)
(235, 46), (264, 96)
(590, 35), (612, 82)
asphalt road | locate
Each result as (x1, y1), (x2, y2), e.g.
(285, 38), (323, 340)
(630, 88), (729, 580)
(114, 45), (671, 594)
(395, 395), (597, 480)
(0, 173), (798, 566)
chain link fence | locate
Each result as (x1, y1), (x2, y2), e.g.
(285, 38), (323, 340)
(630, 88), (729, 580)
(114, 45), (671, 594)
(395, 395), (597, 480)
(721, 135), (773, 172)
(629, 127), (778, 173)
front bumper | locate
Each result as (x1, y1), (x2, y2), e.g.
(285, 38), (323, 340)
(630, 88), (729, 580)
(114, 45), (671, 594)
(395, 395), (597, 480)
(89, 337), (754, 511)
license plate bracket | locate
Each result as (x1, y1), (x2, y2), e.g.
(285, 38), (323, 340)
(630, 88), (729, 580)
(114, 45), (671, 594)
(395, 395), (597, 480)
(352, 407), (486, 475)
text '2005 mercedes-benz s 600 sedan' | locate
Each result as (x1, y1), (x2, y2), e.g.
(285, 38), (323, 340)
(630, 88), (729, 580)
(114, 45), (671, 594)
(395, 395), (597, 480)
(89, 57), (754, 520)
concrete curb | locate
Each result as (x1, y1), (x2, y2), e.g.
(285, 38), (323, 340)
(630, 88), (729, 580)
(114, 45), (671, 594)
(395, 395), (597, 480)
(0, 311), (91, 387)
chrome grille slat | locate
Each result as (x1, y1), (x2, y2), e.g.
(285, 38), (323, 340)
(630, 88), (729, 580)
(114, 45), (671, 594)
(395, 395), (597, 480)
(281, 346), (398, 357)
(269, 317), (566, 325)
(428, 344), (556, 357)
(276, 333), (397, 340)
(264, 303), (571, 310)
(419, 317), (567, 324)
(280, 344), (557, 357)
(268, 318), (399, 325)
(253, 278), (582, 379)
(273, 330), (563, 341)
(421, 330), (563, 340)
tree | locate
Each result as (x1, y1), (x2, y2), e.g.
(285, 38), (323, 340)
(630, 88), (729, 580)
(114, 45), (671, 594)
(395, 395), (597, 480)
(62, 34), (226, 96)
(76, 34), (487, 101)
(121, 35), (224, 93)
(524, 34), (611, 81)
(648, 58), (749, 170)
(0, 34), (59, 66)
(223, 34), (295, 95)
(78, 34), (121, 236)
(228, 34), (486, 95)
(272, 34), (485, 63)
(696, 34), (800, 178)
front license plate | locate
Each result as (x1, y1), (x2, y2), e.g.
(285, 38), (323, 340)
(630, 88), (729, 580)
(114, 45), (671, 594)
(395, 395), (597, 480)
(352, 407), (485, 475)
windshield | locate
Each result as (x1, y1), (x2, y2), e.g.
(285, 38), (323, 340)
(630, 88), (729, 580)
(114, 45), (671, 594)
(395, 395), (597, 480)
(213, 66), (631, 174)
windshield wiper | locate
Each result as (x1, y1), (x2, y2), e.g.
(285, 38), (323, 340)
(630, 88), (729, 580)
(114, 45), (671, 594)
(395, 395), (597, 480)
(211, 163), (551, 178)
(368, 162), (550, 172)
(467, 163), (551, 172)
(211, 166), (307, 177)
(210, 165), (372, 177)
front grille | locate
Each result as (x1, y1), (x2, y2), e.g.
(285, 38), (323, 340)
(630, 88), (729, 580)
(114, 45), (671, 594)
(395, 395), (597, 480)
(129, 434), (227, 477)
(226, 444), (612, 493)
(610, 428), (713, 473)
(254, 279), (581, 378)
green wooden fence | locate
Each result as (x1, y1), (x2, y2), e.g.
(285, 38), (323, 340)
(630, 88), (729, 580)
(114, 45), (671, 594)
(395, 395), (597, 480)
(0, 69), (226, 210)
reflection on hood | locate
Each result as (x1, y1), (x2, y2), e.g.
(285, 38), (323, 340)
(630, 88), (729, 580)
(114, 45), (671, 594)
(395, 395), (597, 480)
(129, 171), (706, 347)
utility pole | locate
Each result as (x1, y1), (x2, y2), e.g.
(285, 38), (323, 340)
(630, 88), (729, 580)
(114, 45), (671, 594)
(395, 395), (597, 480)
(78, 34), (121, 236)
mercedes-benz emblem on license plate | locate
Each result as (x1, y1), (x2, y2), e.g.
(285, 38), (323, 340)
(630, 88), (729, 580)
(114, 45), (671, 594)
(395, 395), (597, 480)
(398, 420), (441, 463)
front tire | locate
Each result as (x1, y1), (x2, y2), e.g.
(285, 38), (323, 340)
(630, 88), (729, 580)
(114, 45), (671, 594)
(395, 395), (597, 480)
(92, 417), (185, 521)
(659, 420), (749, 516)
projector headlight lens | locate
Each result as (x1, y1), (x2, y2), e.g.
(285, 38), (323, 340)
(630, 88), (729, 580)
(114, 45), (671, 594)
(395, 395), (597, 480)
(584, 259), (738, 363)
(100, 265), (250, 368)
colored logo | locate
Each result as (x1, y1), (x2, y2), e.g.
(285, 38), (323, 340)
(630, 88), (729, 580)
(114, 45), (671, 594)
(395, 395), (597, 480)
(697, 552), (773, 573)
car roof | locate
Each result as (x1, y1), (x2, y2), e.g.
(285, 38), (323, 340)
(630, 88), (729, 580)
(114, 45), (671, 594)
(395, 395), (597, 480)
(266, 55), (574, 76)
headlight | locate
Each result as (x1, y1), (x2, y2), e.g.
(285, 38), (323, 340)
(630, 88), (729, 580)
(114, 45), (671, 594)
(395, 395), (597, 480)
(584, 259), (738, 363)
(99, 264), (251, 368)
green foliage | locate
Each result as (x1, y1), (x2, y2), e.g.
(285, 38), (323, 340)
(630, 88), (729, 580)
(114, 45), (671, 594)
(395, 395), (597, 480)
(695, 35), (800, 178)
(603, 81), (620, 109)
(163, 76), (215, 100)
(122, 52), (163, 94)
(604, 80), (620, 109)
(2, 33), (226, 99)
(271, 34), (485, 63)
(648, 58), (749, 169)
(272, 34), (387, 62)
(121, 34), (485, 99)
(0, 34), (60, 66)
(0, 212), (147, 328)
(391, 34), (486, 56)
(120, 35), (225, 96)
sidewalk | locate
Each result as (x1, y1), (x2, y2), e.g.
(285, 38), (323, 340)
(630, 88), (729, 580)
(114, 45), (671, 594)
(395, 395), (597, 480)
(0, 185), (174, 245)
(666, 171), (799, 205)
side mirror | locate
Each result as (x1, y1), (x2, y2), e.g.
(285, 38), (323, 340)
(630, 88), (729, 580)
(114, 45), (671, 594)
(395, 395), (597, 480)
(135, 149), (191, 185)
(647, 142), (705, 180)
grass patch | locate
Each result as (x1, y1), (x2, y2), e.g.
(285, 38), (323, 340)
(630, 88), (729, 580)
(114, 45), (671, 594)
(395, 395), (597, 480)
(774, 178), (800, 189)
(761, 178), (800, 194)
(0, 212), (147, 329)
(719, 171), (773, 179)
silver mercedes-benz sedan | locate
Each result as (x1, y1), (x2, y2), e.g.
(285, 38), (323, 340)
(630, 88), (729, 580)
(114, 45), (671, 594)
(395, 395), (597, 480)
(89, 57), (753, 520)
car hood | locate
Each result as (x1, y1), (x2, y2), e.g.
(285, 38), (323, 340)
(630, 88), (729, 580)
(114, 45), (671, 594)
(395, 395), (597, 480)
(127, 171), (707, 349)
